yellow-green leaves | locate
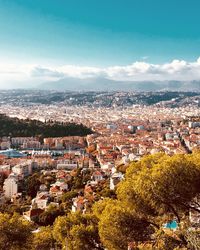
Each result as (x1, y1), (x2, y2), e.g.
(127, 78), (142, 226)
(0, 213), (33, 250)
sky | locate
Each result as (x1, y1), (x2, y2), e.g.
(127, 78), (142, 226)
(0, 0), (200, 88)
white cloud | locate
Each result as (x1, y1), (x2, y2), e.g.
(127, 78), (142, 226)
(31, 66), (65, 79)
(1, 58), (200, 88)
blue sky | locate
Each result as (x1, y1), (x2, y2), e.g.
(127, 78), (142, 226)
(1, 0), (200, 65)
(0, 0), (200, 87)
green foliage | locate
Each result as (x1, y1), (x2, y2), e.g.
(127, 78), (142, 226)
(94, 153), (200, 249)
(38, 204), (65, 226)
(25, 173), (41, 198)
(184, 229), (200, 250)
(2, 152), (200, 249)
(32, 226), (57, 250)
(99, 187), (116, 199)
(69, 168), (91, 190)
(61, 190), (79, 203)
(117, 153), (200, 222)
(0, 114), (92, 138)
(92, 198), (116, 220)
(98, 202), (154, 250)
(53, 212), (102, 250)
(0, 213), (33, 250)
(59, 190), (79, 212)
(40, 174), (56, 189)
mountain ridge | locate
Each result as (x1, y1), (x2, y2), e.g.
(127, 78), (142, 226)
(38, 77), (200, 92)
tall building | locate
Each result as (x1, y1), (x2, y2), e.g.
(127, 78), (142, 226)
(3, 174), (18, 199)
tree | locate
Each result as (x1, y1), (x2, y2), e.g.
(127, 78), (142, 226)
(62, 190), (78, 203)
(0, 213), (33, 250)
(117, 153), (200, 222)
(184, 229), (200, 250)
(53, 212), (102, 250)
(0, 172), (7, 186)
(92, 198), (116, 220)
(98, 201), (154, 250)
(32, 226), (57, 250)
(26, 173), (41, 198)
(40, 174), (56, 189)
(61, 190), (79, 212)
(38, 204), (64, 226)
(0, 114), (92, 138)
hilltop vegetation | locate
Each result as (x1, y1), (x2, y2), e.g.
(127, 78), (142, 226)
(1, 152), (200, 249)
(0, 114), (92, 138)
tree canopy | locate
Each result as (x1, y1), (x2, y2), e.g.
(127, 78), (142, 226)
(0, 213), (33, 250)
(1, 152), (200, 249)
(0, 114), (92, 138)
(32, 226), (57, 250)
(117, 153), (200, 222)
(53, 212), (102, 250)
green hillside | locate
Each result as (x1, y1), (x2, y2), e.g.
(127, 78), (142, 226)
(0, 114), (92, 138)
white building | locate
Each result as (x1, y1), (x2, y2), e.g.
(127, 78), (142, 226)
(110, 172), (123, 190)
(3, 174), (18, 199)
(57, 160), (78, 170)
(22, 140), (41, 149)
(11, 137), (39, 147)
(12, 163), (32, 177)
(31, 191), (50, 210)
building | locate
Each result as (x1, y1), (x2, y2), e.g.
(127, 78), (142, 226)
(11, 137), (39, 148)
(72, 196), (85, 212)
(3, 174), (18, 199)
(12, 163), (32, 177)
(31, 191), (50, 210)
(0, 141), (11, 150)
(0, 149), (26, 158)
(22, 140), (41, 149)
(57, 160), (78, 170)
(189, 121), (200, 128)
(92, 170), (104, 182)
(110, 172), (123, 190)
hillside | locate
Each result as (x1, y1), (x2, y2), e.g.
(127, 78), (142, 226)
(38, 77), (200, 92)
(0, 114), (92, 138)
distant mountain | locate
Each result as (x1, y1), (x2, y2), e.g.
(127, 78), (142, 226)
(38, 77), (200, 92)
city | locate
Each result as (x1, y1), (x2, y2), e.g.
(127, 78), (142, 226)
(1, 0), (200, 249)
(0, 91), (200, 249)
